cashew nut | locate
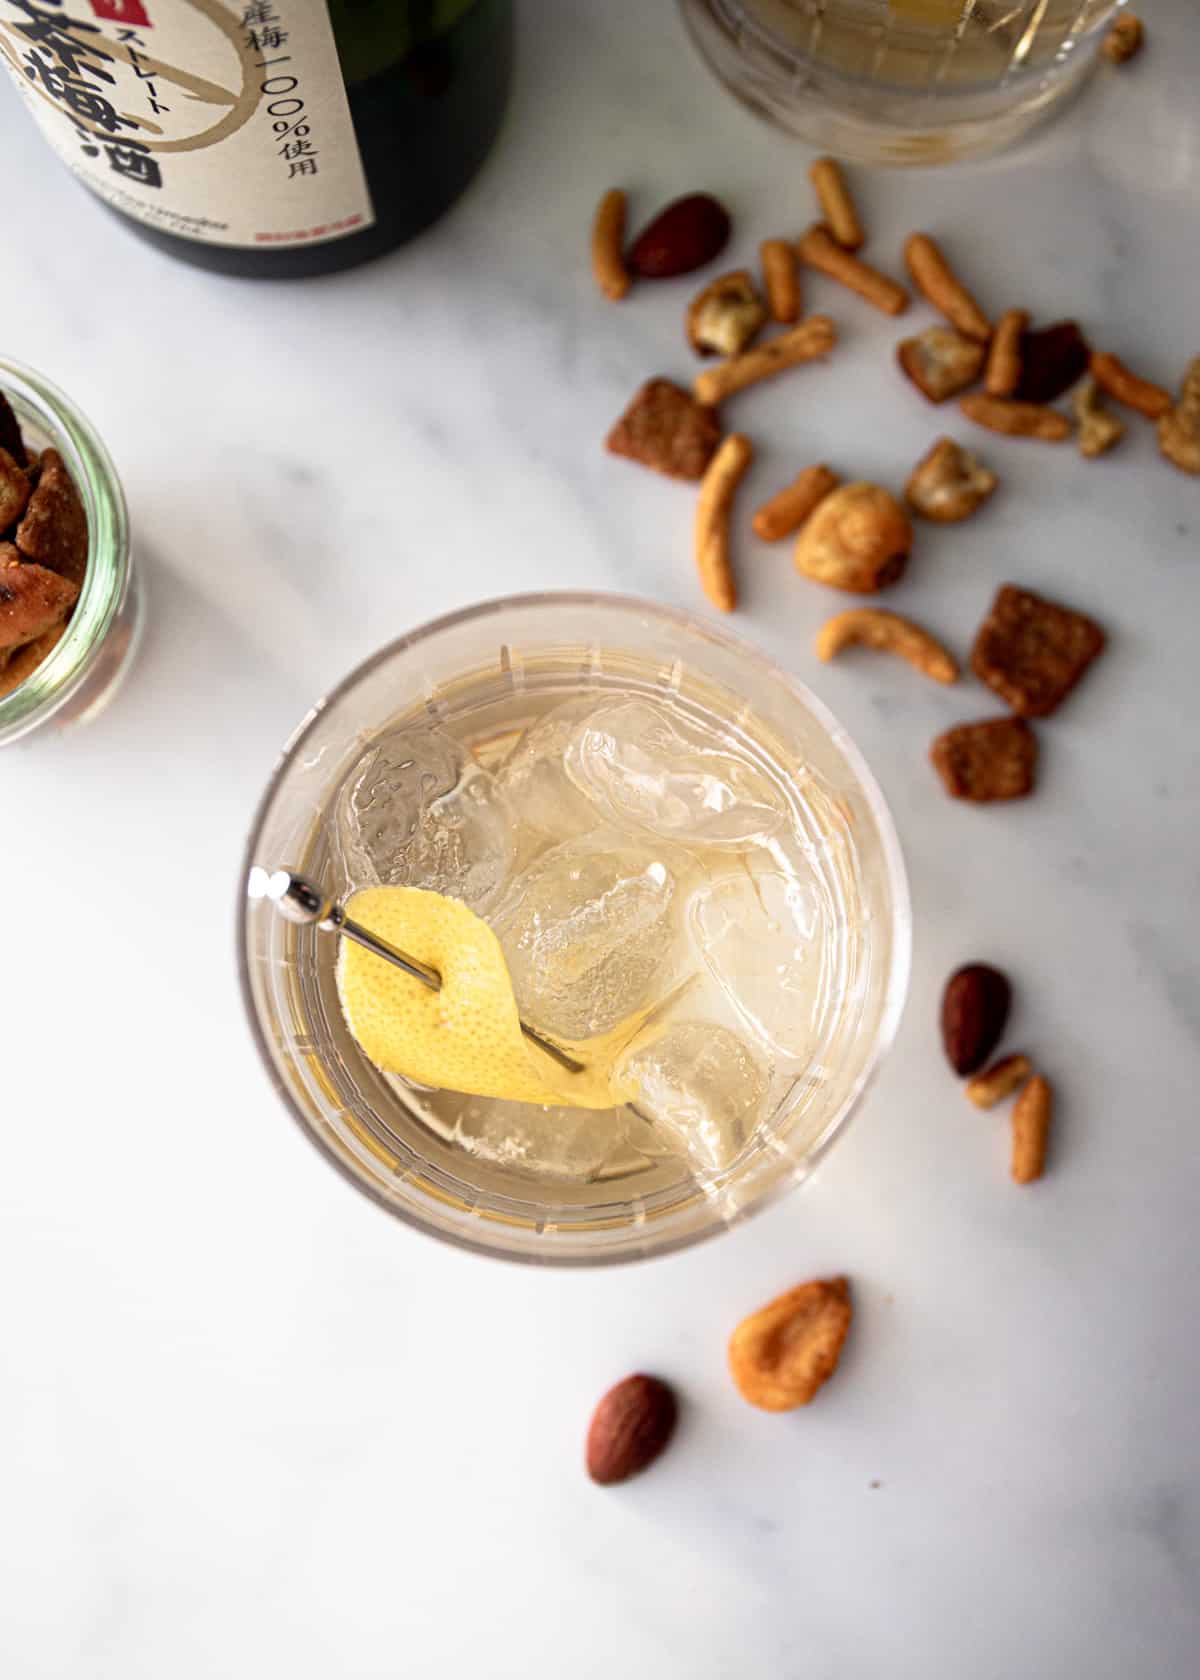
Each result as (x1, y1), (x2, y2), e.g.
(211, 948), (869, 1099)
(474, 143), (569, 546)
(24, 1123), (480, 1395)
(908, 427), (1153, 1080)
(794, 482), (912, 593)
(816, 607), (958, 685)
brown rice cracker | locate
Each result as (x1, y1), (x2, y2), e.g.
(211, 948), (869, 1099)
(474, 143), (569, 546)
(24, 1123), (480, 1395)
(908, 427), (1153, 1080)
(606, 378), (721, 481)
(931, 715), (1037, 802)
(971, 585), (1105, 718)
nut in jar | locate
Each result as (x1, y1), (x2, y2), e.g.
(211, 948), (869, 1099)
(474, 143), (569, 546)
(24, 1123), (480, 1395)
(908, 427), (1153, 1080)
(0, 360), (141, 745)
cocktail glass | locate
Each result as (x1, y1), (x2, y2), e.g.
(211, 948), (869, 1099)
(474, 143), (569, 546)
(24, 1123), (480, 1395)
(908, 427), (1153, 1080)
(238, 593), (910, 1265)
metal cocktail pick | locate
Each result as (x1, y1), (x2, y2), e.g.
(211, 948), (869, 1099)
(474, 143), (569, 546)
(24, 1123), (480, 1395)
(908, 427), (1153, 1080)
(249, 867), (583, 1076)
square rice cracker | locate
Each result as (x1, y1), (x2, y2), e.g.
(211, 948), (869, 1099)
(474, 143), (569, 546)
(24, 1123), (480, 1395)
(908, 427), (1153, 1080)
(931, 715), (1038, 802)
(971, 584), (1106, 718)
(606, 378), (721, 481)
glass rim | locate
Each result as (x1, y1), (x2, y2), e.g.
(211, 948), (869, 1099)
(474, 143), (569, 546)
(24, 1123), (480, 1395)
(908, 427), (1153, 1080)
(0, 356), (129, 741)
(686, 0), (1118, 97)
(236, 589), (913, 1266)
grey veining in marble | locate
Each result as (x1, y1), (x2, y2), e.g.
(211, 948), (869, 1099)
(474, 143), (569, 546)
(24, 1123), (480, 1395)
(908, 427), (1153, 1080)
(2, 2), (1199, 1677)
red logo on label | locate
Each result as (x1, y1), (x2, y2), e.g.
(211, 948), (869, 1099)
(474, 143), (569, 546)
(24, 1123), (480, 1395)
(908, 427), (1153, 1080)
(89, 0), (153, 24)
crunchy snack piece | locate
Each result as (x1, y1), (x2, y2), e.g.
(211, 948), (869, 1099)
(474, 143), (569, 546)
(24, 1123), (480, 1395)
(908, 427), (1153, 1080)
(971, 584), (1106, 718)
(15, 449), (89, 584)
(903, 233), (990, 342)
(0, 620), (66, 699)
(686, 269), (767, 358)
(752, 462), (838, 542)
(966, 1053), (1032, 1110)
(794, 481), (911, 594)
(1073, 377), (1125, 458)
(959, 393), (1071, 441)
(1015, 321), (1090, 404)
(0, 445), (31, 530)
(760, 238), (800, 323)
(1089, 350), (1171, 419)
(729, 1277), (852, 1411)
(798, 224), (908, 315)
(942, 964), (1012, 1077)
(808, 157), (864, 250)
(586, 1374), (677, 1485)
(628, 192), (731, 279)
(1012, 1074), (1052, 1184)
(590, 187), (630, 302)
(695, 432), (753, 613)
(693, 314), (835, 405)
(1103, 12), (1143, 62)
(930, 716), (1037, 802)
(606, 378), (721, 481)
(897, 326), (986, 402)
(0, 547), (80, 654)
(816, 607), (958, 684)
(984, 308), (1028, 397)
(1156, 355), (1200, 475)
(0, 392), (27, 468)
(905, 437), (997, 523)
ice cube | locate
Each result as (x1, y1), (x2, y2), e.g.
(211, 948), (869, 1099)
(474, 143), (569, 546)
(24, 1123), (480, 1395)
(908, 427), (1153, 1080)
(334, 724), (515, 911)
(494, 697), (603, 850)
(448, 1096), (636, 1181)
(689, 868), (824, 1058)
(619, 1020), (768, 1176)
(565, 697), (785, 850)
(489, 839), (679, 1041)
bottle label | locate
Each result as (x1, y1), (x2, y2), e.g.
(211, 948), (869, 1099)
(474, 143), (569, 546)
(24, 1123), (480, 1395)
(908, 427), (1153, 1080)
(0, 1), (375, 249)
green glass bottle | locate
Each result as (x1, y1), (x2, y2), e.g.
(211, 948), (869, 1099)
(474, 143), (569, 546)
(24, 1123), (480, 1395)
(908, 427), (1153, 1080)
(0, 0), (513, 278)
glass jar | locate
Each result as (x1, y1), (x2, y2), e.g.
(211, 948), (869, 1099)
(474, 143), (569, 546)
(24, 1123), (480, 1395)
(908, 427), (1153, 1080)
(0, 359), (141, 747)
(678, 0), (1128, 165)
(239, 594), (912, 1267)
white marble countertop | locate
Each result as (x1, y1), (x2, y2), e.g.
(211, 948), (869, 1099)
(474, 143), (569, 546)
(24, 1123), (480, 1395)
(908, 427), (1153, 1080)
(4, 3), (1199, 1675)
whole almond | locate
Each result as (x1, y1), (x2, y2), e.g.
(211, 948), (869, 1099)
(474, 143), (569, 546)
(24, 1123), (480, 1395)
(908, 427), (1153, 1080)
(629, 193), (731, 279)
(586, 1373), (677, 1485)
(1015, 320), (1090, 404)
(941, 962), (1012, 1076)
